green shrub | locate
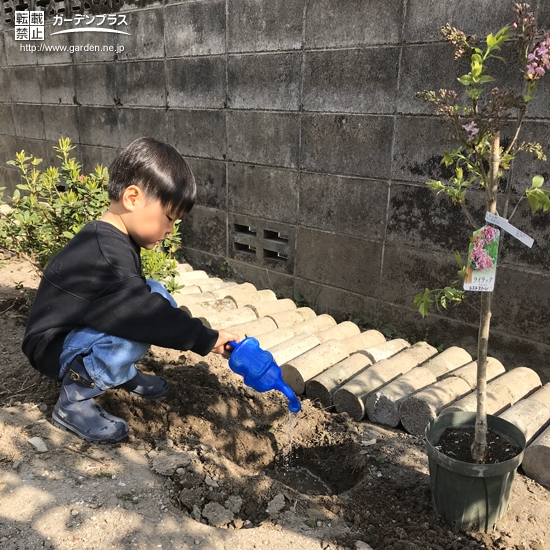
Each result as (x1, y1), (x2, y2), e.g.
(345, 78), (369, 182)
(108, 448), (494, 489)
(0, 138), (181, 291)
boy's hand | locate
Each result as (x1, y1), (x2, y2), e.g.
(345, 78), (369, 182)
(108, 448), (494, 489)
(211, 330), (240, 359)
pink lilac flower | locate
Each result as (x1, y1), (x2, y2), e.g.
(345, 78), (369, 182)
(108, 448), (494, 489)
(481, 226), (498, 243)
(470, 235), (494, 271)
(526, 31), (550, 80)
(462, 121), (479, 140)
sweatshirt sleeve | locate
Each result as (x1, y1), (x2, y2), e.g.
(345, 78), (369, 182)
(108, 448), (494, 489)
(82, 276), (219, 356)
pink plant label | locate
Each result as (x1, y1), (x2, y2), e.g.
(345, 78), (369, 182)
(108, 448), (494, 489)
(463, 225), (500, 292)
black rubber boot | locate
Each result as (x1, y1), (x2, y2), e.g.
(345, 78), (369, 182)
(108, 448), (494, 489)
(118, 370), (168, 399)
(52, 357), (129, 443)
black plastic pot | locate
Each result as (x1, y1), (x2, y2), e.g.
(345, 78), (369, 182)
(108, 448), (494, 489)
(425, 411), (526, 532)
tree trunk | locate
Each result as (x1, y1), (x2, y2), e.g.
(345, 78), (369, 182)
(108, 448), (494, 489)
(471, 132), (500, 462)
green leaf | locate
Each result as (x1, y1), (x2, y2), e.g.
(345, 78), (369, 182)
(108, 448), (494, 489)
(531, 175), (544, 189)
(457, 75), (472, 86)
(486, 33), (496, 47)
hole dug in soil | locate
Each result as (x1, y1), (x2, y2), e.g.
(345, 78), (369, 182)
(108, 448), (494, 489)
(96, 350), (491, 549)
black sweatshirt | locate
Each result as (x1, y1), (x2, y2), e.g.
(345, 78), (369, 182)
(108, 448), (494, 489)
(22, 221), (219, 380)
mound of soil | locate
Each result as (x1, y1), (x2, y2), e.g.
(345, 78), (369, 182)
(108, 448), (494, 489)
(0, 260), (549, 550)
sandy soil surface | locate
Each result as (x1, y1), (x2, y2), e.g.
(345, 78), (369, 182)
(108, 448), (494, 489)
(0, 259), (549, 550)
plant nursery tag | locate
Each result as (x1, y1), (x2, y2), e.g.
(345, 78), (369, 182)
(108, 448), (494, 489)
(485, 212), (534, 248)
(463, 225), (500, 292)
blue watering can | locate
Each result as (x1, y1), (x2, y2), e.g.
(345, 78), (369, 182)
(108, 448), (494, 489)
(228, 337), (302, 413)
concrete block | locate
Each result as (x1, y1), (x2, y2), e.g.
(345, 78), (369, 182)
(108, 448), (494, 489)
(118, 108), (167, 146)
(228, 163), (298, 224)
(70, 28), (117, 63)
(79, 145), (118, 174)
(225, 316), (278, 340)
(448, 358), (506, 389)
(196, 279), (234, 292)
(385, 185), (484, 254)
(0, 135), (19, 165)
(303, 48), (399, 114)
(13, 104), (45, 140)
(258, 289), (277, 301)
(227, 111), (300, 168)
(118, 10), (164, 60)
(187, 158), (227, 210)
(267, 307), (316, 328)
(282, 340), (350, 395)
(522, 424), (550, 488)
(491, 266), (550, 343)
(404, 0), (513, 43)
(39, 65), (74, 105)
(166, 57), (225, 109)
(42, 105), (79, 143)
(227, 0), (304, 52)
(421, 346), (473, 378)
(245, 299), (296, 318)
(499, 384), (550, 445)
(74, 63), (117, 106)
(224, 257), (295, 298)
(300, 113), (393, 178)
(255, 327), (295, 350)
(78, 107), (119, 148)
(200, 306), (258, 329)
(378, 244), (470, 316)
(340, 330), (386, 355)
(38, 24), (71, 65)
(117, 61), (166, 107)
(333, 341), (438, 420)
(268, 332), (320, 366)
(306, 353), (373, 409)
(164, 1), (226, 57)
(211, 282), (257, 300)
(399, 376), (473, 436)
(316, 322), (360, 343)
(0, 166), (21, 195)
(440, 367), (542, 416)
(290, 314), (337, 336)
(305, 0), (403, 48)
(293, 279), (379, 329)
(180, 298), (236, 318)
(296, 228), (382, 296)
(0, 67), (12, 102)
(227, 52), (301, 110)
(299, 173), (388, 241)
(0, 104), (14, 134)
(390, 115), (452, 184)
(366, 366), (437, 427)
(3, 32), (37, 66)
(397, 44), (462, 115)
(166, 109), (225, 160)
(228, 213), (296, 275)
(176, 270), (209, 282)
(0, 32), (6, 66)
(174, 291), (217, 307)
(180, 205), (227, 256)
(11, 66), (41, 104)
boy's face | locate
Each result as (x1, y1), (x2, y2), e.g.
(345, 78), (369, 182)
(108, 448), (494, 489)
(127, 195), (176, 250)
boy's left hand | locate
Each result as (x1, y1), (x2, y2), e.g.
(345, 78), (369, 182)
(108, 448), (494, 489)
(211, 330), (240, 359)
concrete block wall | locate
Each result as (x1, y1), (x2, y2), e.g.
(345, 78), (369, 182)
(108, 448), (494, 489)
(1, 0), (549, 380)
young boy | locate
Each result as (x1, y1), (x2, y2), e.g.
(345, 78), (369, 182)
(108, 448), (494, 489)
(22, 137), (239, 443)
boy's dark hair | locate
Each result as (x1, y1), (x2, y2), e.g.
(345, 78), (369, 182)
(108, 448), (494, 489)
(108, 137), (196, 217)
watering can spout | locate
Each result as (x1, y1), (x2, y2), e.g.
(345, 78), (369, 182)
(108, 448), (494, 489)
(228, 337), (302, 413)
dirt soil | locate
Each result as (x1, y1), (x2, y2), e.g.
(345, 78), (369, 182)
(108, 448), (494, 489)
(1, 259), (549, 550)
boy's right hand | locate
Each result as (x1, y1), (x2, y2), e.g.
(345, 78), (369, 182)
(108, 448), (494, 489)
(211, 330), (240, 359)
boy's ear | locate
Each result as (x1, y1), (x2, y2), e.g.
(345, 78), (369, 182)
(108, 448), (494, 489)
(121, 185), (143, 211)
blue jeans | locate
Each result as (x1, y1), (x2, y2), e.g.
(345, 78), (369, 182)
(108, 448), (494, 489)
(59, 279), (177, 391)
